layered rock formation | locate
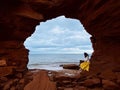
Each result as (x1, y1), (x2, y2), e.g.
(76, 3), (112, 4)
(0, 0), (120, 89)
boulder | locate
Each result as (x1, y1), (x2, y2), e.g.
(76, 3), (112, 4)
(61, 64), (79, 70)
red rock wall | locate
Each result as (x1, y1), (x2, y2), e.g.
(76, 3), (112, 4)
(0, 0), (120, 76)
(75, 0), (120, 74)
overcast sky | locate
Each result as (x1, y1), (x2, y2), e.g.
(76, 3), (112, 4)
(24, 16), (93, 54)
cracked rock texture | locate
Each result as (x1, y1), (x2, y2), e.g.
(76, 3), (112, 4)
(0, 0), (120, 88)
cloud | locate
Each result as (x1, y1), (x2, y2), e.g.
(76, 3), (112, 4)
(24, 16), (93, 54)
(50, 26), (65, 34)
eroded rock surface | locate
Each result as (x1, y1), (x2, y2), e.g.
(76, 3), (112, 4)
(0, 0), (120, 89)
(24, 70), (56, 90)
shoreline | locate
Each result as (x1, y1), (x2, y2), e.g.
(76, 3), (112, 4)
(27, 62), (79, 71)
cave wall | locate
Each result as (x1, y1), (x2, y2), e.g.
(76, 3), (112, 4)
(0, 0), (120, 76)
(75, 0), (120, 74)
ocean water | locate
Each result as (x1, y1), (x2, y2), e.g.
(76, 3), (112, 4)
(27, 54), (85, 70)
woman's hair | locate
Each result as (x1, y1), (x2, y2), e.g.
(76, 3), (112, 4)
(84, 52), (89, 58)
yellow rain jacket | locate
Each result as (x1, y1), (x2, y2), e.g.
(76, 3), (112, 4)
(80, 61), (90, 71)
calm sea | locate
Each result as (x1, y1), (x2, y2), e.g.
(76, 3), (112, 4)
(27, 54), (85, 70)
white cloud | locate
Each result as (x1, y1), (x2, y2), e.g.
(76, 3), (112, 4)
(60, 47), (93, 54)
(62, 48), (80, 52)
(50, 26), (65, 34)
(24, 16), (93, 54)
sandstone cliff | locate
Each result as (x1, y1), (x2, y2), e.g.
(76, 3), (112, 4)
(0, 0), (120, 89)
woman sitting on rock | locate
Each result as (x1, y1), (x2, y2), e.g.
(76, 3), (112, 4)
(79, 52), (90, 71)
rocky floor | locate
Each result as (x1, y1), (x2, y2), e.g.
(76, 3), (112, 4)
(48, 69), (120, 90)
(24, 70), (56, 90)
(0, 70), (33, 90)
(0, 68), (120, 90)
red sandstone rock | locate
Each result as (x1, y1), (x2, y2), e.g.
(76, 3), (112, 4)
(64, 88), (73, 90)
(116, 72), (120, 85)
(0, 59), (7, 66)
(0, 66), (16, 77)
(62, 64), (79, 70)
(19, 79), (25, 84)
(83, 78), (100, 87)
(0, 0), (119, 75)
(24, 70), (56, 90)
(0, 76), (8, 82)
(15, 73), (23, 79)
(0, 0), (120, 89)
(102, 80), (120, 90)
(10, 86), (16, 90)
(3, 80), (14, 90)
(99, 70), (117, 80)
(74, 86), (87, 90)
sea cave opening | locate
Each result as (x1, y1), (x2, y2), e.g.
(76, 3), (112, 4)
(24, 15), (93, 70)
